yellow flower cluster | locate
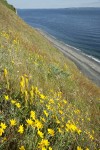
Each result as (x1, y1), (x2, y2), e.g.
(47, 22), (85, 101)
(0, 65), (97, 149)
(66, 120), (81, 134)
(0, 123), (7, 136)
(38, 139), (49, 149)
(26, 119), (33, 126)
(1, 31), (9, 39)
(11, 100), (21, 108)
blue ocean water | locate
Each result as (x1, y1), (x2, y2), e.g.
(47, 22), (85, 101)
(18, 8), (100, 61)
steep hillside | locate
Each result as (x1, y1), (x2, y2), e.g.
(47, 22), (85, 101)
(0, 2), (100, 150)
(0, 0), (16, 12)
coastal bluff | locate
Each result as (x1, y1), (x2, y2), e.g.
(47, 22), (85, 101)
(0, 0), (16, 12)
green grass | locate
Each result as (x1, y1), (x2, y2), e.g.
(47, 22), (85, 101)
(0, 2), (100, 150)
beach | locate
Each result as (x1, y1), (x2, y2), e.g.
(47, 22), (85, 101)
(37, 29), (100, 87)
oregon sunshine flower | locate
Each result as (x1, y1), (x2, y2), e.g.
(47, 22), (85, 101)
(19, 146), (25, 150)
(48, 128), (55, 136)
(10, 119), (17, 126)
(18, 124), (24, 134)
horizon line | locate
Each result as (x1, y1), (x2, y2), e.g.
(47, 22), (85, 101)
(17, 6), (100, 9)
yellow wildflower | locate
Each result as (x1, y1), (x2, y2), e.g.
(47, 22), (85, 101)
(0, 128), (4, 136)
(37, 130), (44, 138)
(15, 103), (21, 108)
(18, 125), (24, 134)
(49, 147), (52, 150)
(42, 147), (46, 150)
(49, 99), (54, 104)
(48, 128), (55, 136)
(40, 94), (46, 99)
(4, 95), (9, 101)
(38, 139), (49, 149)
(56, 118), (60, 124)
(30, 111), (36, 120)
(61, 117), (64, 122)
(26, 119), (33, 126)
(63, 100), (67, 104)
(20, 76), (25, 93)
(66, 121), (81, 134)
(20, 76), (25, 85)
(0, 123), (7, 130)
(77, 129), (82, 135)
(19, 146), (25, 150)
(25, 77), (28, 87)
(74, 109), (80, 114)
(89, 134), (94, 140)
(11, 60), (14, 64)
(40, 117), (46, 123)
(10, 119), (16, 126)
(35, 119), (43, 129)
(77, 146), (83, 150)
(4, 68), (8, 77)
(43, 110), (48, 117)
(59, 110), (63, 114)
(71, 124), (77, 131)
(20, 80), (24, 89)
(11, 100), (16, 104)
(46, 104), (51, 110)
(1, 137), (7, 143)
(30, 90), (34, 98)
(92, 130), (94, 134)
(85, 131), (94, 140)
(25, 90), (28, 104)
(86, 148), (89, 150)
(57, 127), (62, 133)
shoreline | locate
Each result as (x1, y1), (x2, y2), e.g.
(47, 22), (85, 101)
(36, 28), (100, 87)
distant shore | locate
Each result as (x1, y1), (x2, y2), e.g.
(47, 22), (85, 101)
(36, 29), (100, 87)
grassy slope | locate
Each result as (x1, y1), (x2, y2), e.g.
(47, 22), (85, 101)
(0, 2), (100, 150)
(0, 0), (16, 12)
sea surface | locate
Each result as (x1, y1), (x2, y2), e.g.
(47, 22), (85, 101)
(18, 8), (100, 62)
